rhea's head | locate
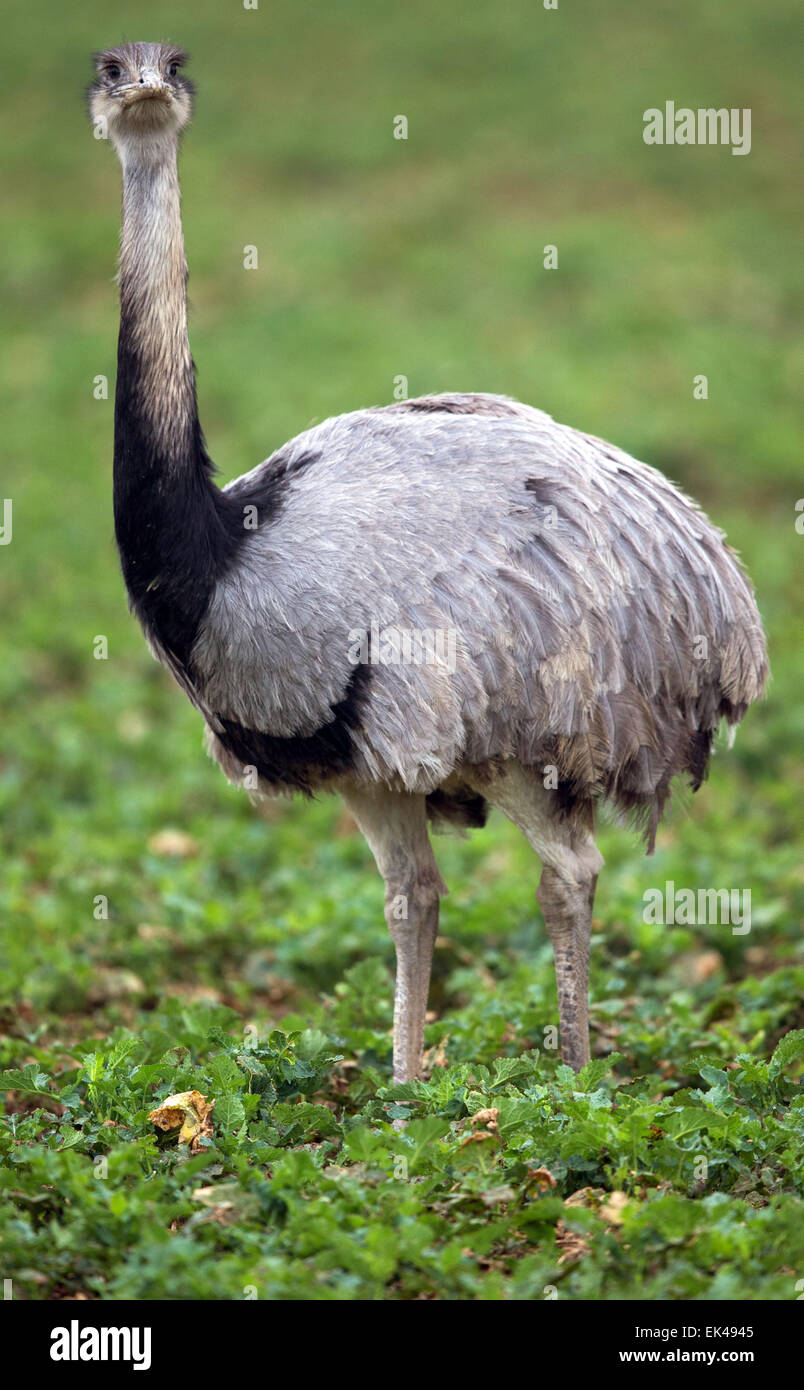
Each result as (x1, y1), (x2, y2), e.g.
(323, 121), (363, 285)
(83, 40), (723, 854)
(88, 43), (193, 157)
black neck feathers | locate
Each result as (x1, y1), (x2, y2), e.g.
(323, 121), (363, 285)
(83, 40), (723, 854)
(112, 147), (241, 669)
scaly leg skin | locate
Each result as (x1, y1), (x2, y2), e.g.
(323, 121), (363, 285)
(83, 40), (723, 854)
(341, 784), (447, 1085)
(388, 876), (441, 1083)
(465, 761), (603, 1072)
(537, 865), (598, 1070)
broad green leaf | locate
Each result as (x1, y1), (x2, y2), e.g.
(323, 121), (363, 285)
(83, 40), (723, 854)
(208, 1054), (246, 1094)
(0, 1065), (52, 1097)
(214, 1094), (246, 1132)
(664, 1107), (729, 1138)
(770, 1030), (804, 1073)
(577, 1054), (624, 1091)
(700, 1066), (729, 1089)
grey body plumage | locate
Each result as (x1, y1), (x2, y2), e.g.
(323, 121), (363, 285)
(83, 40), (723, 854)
(90, 45), (768, 1082)
(202, 394), (766, 844)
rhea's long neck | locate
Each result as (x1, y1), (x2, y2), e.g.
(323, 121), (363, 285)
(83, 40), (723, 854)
(113, 136), (227, 662)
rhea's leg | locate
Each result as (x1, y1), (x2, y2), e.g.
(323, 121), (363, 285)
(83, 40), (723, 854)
(341, 784), (446, 1083)
(537, 865), (598, 1070)
(466, 761), (602, 1071)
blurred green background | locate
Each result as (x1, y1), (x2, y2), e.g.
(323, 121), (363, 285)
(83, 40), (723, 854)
(0, 0), (802, 1301)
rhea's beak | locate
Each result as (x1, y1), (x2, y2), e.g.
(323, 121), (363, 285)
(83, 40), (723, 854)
(120, 69), (171, 106)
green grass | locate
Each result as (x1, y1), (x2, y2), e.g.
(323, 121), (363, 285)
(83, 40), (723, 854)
(1, 0), (802, 1300)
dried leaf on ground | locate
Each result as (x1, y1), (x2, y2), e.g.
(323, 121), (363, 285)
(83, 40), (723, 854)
(556, 1221), (592, 1264)
(149, 1090), (214, 1153)
(147, 829), (199, 858)
(600, 1190), (630, 1225)
(470, 1107), (500, 1130)
(527, 1166), (558, 1191)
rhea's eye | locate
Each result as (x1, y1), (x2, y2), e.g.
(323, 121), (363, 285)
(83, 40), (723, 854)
(167, 63), (179, 77)
(105, 64), (121, 80)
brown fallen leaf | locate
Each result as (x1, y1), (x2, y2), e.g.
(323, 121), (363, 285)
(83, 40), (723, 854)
(189, 1188), (236, 1226)
(556, 1221), (591, 1264)
(527, 1166), (557, 1191)
(600, 1190), (630, 1225)
(459, 1130), (498, 1151)
(745, 946), (772, 970)
(147, 829), (199, 858)
(137, 923), (179, 944)
(117, 711), (148, 743)
(470, 1107), (500, 1131)
(422, 1034), (450, 1073)
(149, 1090), (214, 1153)
(676, 949), (724, 984)
(87, 967), (145, 1005)
(564, 1186), (606, 1208)
(480, 1184), (517, 1207)
(191, 1181), (260, 1226)
(163, 982), (222, 1005)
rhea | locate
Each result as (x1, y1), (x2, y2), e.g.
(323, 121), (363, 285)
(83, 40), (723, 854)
(89, 45), (767, 1081)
